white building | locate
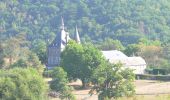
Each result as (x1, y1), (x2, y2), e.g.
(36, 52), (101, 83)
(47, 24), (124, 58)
(102, 50), (146, 74)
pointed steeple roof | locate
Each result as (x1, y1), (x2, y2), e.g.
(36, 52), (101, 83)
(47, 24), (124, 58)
(75, 25), (81, 44)
(49, 17), (67, 47)
(61, 17), (64, 30)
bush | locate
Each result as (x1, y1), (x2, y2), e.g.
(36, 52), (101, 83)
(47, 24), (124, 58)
(0, 68), (47, 100)
(43, 69), (53, 77)
(50, 67), (75, 100)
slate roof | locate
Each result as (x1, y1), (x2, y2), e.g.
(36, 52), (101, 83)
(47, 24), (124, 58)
(49, 31), (61, 47)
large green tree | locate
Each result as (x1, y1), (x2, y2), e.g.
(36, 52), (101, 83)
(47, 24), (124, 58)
(90, 62), (135, 100)
(61, 40), (105, 88)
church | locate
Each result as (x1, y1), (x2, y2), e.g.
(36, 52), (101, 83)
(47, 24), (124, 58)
(46, 18), (146, 74)
(46, 18), (80, 69)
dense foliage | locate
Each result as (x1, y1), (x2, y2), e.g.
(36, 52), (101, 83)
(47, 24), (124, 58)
(50, 67), (75, 100)
(0, 32), (44, 74)
(61, 40), (105, 87)
(90, 63), (135, 100)
(96, 38), (125, 51)
(0, 68), (47, 100)
(124, 38), (170, 72)
(1, 0), (170, 72)
(1, 0), (170, 45)
(0, 2), (170, 99)
(61, 41), (135, 99)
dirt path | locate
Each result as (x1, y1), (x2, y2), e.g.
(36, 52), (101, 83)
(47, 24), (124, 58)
(135, 80), (170, 95)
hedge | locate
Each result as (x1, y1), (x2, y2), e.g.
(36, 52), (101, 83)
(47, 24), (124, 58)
(136, 74), (170, 81)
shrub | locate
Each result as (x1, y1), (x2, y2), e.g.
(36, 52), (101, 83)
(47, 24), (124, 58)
(0, 68), (47, 100)
(50, 67), (75, 100)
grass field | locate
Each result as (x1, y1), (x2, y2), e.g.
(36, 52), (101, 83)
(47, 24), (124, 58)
(118, 95), (170, 100)
(49, 94), (170, 100)
(45, 79), (170, 100)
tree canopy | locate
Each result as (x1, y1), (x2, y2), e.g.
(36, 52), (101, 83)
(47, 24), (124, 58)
(90, 63), (135, 99)
(61, 40), (106, 87)
(1, 0), (170, 45)
(1, 0), (170, 73)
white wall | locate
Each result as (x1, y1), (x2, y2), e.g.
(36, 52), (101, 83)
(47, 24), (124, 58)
(125, 65), (146, 74)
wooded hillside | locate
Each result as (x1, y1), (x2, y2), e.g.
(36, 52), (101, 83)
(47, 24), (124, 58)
(1, 0), (170, 71)
(1, 0), (170, 45)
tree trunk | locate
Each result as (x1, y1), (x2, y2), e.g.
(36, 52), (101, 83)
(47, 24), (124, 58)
(9, 55), (12, 66)
(81, 79), (87, 89)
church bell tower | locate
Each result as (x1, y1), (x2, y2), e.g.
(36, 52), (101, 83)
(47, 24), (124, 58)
(47, 17), (70, 69)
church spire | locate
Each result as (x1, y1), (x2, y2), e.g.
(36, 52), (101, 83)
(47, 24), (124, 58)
(61, 17), (64, 30)
(75, 25), (81, 44)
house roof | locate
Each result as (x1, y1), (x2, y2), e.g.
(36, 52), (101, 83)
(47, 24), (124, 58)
(109, 57), (146, 66)
(49, 30), (70, 48)
(102, 50), (128, 60)
(49, 17), (69, 48)
(49, 30), (62, 47)
(102, 50), (146, 66)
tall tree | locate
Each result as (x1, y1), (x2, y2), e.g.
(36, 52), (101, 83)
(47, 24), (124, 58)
(90, 62), (135, 100)
(61, 40), (105, 88)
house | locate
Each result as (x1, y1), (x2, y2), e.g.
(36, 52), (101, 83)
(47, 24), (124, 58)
(102, 50), (146, 74)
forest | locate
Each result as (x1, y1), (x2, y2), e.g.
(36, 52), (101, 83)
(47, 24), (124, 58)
(1, 0), (170, 44)
(1, 0), (170, 99)
(0, 0), (170, 72)
(1, 0), (170, 71)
